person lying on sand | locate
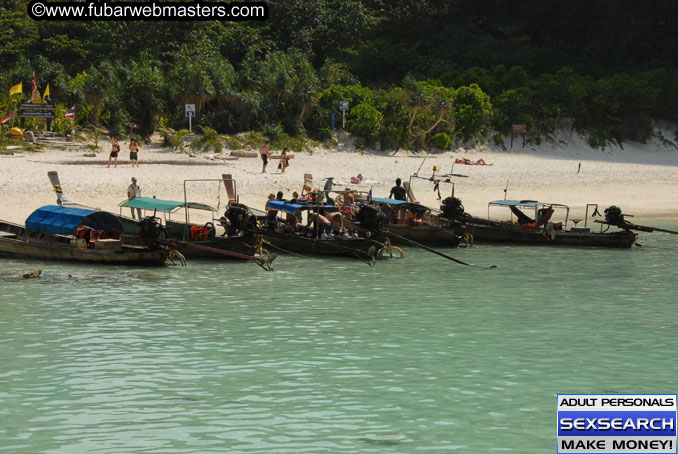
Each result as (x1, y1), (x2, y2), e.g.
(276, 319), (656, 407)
(454, 158), (492, 166)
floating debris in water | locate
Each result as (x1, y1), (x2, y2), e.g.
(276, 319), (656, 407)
(18, 269), (41, 279)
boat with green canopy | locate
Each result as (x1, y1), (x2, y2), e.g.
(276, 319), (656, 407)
(118, 196), (271, 266)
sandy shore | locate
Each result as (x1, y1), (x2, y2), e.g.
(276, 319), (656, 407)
(1, 131), (677, 225)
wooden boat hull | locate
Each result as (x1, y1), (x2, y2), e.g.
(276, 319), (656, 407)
(463, 221), (638, 248)
(346, 221), (462, 247)
(159, 237), (259, 260)
(262, 231), (382, 259)
(378, 224), (461, 247)
(120, 217), (260, 260)
(0, 235), (167, 265)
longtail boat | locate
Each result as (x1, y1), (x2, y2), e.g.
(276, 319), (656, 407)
(346, 197), (464, 247)
(0, 205), (173, 266)
(118, 197), (273, 268)
(440, 198), (639, 248)
(256, 199), (383, 263)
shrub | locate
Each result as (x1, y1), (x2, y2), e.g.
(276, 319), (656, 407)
(430, 132), (454, 150)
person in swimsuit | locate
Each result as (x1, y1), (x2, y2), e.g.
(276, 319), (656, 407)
(280, 147), (290, 173)
(107, 137), (119, 168)
(129, 138), (140, 167)
(260, 140), (270, 173)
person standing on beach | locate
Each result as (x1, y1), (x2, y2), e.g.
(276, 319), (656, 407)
(127, 177), (142, 219)
(260, 140), (270, 173)
(129, 138), (140, 168)
(107, 137), (120, 168)
(280, 147), (290, 173)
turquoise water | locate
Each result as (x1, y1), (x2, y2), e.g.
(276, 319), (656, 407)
(1, 225), (678, 453)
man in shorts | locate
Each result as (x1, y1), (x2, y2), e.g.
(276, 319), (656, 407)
(127, 177), (142, 219)
(260, 140), (270, 173)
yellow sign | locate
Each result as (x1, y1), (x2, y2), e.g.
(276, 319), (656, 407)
(31, 88), (41, 104)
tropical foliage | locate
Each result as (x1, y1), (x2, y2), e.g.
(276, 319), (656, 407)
(1, 0), (677, 150)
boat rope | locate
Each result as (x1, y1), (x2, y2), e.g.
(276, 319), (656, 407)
(384, 231), (496, 269)
(159, 239), (275, 271)
(261, 234), (378, 266)
(261, 238), (312, 259)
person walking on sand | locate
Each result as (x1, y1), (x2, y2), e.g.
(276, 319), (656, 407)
(129, 138), (140, 168)
(260, 140), (270, 173)
(280, 147), (290, 173)
(107, 137), (120, 168)
(127, 177), (142, 219)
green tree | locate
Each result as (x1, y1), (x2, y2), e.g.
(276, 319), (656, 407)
(453, 83), (493, 142)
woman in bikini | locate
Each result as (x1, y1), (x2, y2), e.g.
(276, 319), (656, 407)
(107, 137), (119, 168)
(129, 138), (140, 168)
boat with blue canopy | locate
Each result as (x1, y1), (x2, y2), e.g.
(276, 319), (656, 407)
(347, 196), (464, 247)
(252, 198), (383, 263)
(438, 197), (639, 248)
(0, 205), (174, 266)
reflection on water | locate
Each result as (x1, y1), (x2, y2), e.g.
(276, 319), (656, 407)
(1, 226), (677, 453)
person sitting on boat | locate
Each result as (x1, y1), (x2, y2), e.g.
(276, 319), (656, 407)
(299, 184), (313, 200)
(389, 178), (407, 201)
(282, 210), (301, 233)
(324, 211), (345, 233)
(265, 193), (279, 230)
(306, 212), (334, 239)
(338, 188), (356, 219)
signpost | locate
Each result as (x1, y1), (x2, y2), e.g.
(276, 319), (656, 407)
(18, 102), (55, 131)
(185, 104), (196, 132)
(339, 100), (349, 129)
(511, 123), (527, 148)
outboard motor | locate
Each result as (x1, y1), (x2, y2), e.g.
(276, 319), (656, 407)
(225, 203), (254, 236)
(441, 197), (466, 220)
(356, 204), (386, 230)
(138, 216), (166, 242)
(604, 205), (625, 227)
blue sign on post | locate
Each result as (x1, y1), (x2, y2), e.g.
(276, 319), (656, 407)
(185, 104), (196, 132)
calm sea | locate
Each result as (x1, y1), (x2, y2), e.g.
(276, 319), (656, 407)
(2, 223), (677, 453)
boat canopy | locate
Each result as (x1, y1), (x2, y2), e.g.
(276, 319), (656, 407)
(25, 205), (122, 235)
(489, 199), (569, 209)
(120, 197), (215, 213)
(371, 197), (410, 206)
(267, 200), (338, 214)
(488, 200), (570, 225)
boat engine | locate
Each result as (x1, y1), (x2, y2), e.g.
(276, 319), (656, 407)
(440, 197), (466, 220)
(604, 205), (625, 227)
(225, 203), (255, 236)
(356, 204), (386, 230)
(138, 216), (166, 242)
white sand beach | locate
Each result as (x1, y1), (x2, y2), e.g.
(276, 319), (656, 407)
(1, 131), (677, 225)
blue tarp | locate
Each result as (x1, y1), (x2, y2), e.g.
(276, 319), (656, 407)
(25, 205), (123, 236)
(267, 200), (338, 214)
